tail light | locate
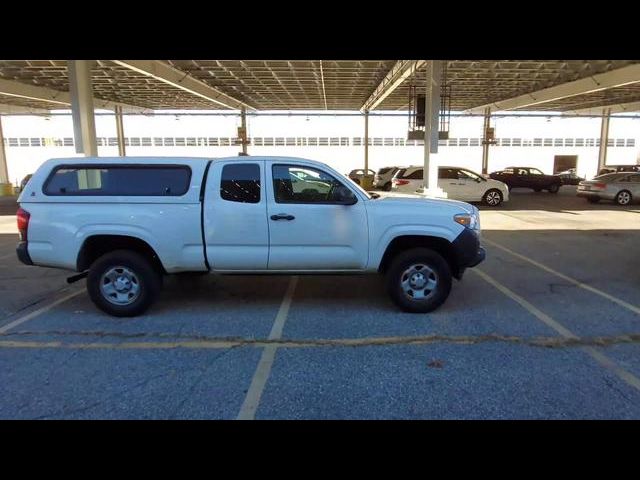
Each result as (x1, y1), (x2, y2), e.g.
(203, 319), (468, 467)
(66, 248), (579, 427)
(16, 208), (30, 241)
(393, 178), (410, 186)
(592, 183), (606, 190)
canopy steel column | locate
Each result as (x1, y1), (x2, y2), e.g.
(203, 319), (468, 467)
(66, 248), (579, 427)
(240, 108), (248, 155)
(481, 107), (491, 174)
(115, 106), (126, 156)
(364, 110), (369, 172)
(68, 60), (97, 157)
(0, 115), (9, 185)
(423, 61), (444, 195)
(597, 108), (611, 172)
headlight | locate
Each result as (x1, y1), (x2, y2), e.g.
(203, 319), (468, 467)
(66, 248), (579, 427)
(454, 212), (479, 230)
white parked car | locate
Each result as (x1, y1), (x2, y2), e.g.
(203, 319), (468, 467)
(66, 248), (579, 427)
(374, 166), (406, 191)
(392, 166), (510, 206)
(16, 156), (485, 317)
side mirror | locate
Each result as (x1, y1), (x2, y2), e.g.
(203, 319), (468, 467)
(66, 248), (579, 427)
(333, 185), (358, 205)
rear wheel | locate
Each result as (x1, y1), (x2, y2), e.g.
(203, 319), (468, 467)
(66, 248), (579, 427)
(383, 182), (392, 191)
(615, 190), (632, 206)
(385, 248), (452, 313)
(87, 250), (162, 317)
(547, 183), (560, 193)
(483, 189), (503, 206)
(533, 188), (542, 192)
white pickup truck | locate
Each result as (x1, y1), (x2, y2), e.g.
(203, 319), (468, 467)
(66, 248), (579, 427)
(16, 156), (485, 317)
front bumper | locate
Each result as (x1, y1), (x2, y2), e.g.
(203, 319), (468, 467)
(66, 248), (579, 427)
(16, 241), (33, 266)
(451, 228), (485, 278)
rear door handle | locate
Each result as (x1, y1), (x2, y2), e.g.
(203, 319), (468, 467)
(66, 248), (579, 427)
(270, 214), (295, 221)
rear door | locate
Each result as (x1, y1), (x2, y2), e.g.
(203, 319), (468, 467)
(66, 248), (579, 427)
(266, 162), (368, 270)
(438, 167), (466, 199)
(203, 160), (269, 270)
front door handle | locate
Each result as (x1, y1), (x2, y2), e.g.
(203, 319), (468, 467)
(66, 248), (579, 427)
(270, 213), (295, 221)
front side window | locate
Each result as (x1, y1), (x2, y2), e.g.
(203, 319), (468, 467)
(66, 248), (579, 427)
(220, 163), (260, 203)
(273, 165), (356, 204)
(44, 165), (191, 196)
(530, 168), (544, 175)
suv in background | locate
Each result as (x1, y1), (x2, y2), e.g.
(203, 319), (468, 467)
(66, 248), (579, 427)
(374, 166), (405, 191)
(392, 166), (509, 206)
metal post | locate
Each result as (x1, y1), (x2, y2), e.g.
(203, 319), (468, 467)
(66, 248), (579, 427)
(423, 62), (433, 190)
(0, 115), (9, 185)
(597, 108), (611, 173)
(364, 110), (369, 171)
(240, 108), (248, 155)
(68, 60), (97, 157)
(481, 107), (491, 174)
(115, 106), (126, 156)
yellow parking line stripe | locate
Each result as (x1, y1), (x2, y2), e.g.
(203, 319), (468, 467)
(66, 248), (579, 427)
(484, 237), (640, 316)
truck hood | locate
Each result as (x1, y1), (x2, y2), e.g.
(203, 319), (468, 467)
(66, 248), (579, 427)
(373, 191), (476, 214)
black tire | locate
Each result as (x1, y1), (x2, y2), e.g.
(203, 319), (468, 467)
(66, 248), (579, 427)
(587, 197), (600, 204)
(385, 248), (452, 313)
(615, 190), (632, 206)
(87, 250), (162, 317)
(533, 188), (542, 192)
(483, 188), (503, 206)
(547, 183), (560, 194)
(383, 182), (392, 191)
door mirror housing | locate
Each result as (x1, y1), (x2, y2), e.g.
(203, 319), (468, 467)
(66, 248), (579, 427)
(332, 185), (358, 205)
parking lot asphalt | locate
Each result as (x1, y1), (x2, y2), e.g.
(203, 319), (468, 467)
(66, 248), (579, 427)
(1, 186), (640, 419)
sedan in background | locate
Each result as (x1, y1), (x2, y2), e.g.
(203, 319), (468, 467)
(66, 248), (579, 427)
(577, 172), (640, 205)
(392, 166), (509, 206)
(489, 167), (563, 193)
(597, 165), (640, 176)
(555, 168), (584, 185)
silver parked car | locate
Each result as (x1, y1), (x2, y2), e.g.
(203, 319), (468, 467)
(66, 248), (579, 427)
(373, 166), (405, 191)
(577, 172), (640, 205)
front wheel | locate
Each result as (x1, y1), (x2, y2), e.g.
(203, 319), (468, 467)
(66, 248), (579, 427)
(483, 189), (503, 206)
(386, 248), (452, 313)
(547, 183), (560, 193)
(87, 250), (162, 317)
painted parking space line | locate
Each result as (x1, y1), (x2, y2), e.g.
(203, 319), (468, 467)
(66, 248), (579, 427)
(483, 237), (640, 317)
(472, 268), (640, 393)
(237, 275), (298, 420)
(0, 289), (84, 334)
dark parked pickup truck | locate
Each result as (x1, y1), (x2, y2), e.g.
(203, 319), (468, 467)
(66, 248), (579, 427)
(489, 167), (562, 193)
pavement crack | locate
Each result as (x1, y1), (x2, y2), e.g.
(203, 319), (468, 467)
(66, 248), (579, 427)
(4, 330), (640, 350)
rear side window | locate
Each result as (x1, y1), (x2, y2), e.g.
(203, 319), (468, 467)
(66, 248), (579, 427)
(220, 163), (260, 203)
(44, 165), (191, 196)
(404, 169), (423, 180)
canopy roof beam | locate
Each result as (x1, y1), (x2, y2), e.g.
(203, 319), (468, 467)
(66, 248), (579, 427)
(361, 60), (426, 112)
(466, 63), (640, 113)
(113, 60), (255, 111)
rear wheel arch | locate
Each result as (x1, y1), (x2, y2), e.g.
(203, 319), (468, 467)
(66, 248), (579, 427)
(77, 235), (166, 274)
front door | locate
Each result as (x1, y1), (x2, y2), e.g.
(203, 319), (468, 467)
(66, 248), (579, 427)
(266, 163), (369, 271)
